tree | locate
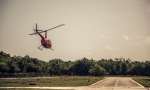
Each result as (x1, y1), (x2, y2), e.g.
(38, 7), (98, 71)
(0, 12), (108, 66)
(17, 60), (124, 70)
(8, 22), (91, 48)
(0, 51), (150, 77)
(89, 64), (106, 76)
(48, 59), (63, 75)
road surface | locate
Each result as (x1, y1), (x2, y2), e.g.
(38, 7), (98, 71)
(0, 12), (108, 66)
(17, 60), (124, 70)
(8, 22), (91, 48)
(91, 77), (143, 87)
(87, 77), (146, 90)
(0, 77), (148, 90)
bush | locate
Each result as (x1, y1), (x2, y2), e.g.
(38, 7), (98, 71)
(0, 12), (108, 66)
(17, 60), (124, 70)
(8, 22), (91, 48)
(29, 83), (36, 85)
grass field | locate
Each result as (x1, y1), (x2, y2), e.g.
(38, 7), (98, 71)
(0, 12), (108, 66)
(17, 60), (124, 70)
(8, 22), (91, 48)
(0, 76), (104, 87)
(132, 77), (150, 87)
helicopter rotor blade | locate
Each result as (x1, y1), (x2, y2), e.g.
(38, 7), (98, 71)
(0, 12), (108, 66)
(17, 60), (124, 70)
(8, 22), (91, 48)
(29, 24), (65, 35)
(29, 30), (44, 35)
(38, 24), (65, 33)
(29, 33), (37, 35)
(37, 30), (44, 31)
(46, 24), (65, 31)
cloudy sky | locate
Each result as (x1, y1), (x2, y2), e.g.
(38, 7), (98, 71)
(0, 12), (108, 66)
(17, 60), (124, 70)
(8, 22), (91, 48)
(0, 0), (150, 61)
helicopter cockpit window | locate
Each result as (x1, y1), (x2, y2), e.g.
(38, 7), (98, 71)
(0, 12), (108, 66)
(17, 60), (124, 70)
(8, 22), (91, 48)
(48, 40), (51, 44)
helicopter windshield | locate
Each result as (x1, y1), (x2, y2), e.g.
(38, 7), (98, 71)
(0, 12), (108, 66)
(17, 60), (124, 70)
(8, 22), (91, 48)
(48, 40), (51, 44)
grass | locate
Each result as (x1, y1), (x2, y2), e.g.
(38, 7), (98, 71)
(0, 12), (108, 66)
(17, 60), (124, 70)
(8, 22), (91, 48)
(132, 77), (150, 87)
(0, 76), (104, 87)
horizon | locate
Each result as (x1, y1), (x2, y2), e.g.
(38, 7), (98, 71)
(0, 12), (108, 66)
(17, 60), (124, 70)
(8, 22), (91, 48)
(1, 50), (149, 62)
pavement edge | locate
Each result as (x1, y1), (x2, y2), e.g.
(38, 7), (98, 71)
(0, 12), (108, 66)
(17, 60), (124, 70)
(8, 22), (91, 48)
(129, 78), (145, 88)
(89, 77), (107, 86)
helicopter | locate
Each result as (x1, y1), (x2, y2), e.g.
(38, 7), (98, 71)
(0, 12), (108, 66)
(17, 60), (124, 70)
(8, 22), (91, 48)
(29, 23), (65, 50)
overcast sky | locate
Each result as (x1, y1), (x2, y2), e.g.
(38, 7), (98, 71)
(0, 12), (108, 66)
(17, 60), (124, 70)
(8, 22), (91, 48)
(0, 0), (150, 61)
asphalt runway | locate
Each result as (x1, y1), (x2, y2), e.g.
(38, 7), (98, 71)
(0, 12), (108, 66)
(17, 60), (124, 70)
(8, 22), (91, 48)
(0, 77), (148, 90)
(91, 77), (143, 88)
(87, 77), (146, 90)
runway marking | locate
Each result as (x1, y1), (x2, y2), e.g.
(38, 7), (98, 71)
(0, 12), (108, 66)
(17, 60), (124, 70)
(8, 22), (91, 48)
(129, 78), (144, 88)
(115, 78), (119, 87)
(90, 78), (107, 86)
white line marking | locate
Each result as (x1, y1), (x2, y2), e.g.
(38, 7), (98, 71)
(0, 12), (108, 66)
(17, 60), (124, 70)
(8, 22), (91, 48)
(115, 78), (119, 87)
(130, 78), (144, 88)
(90, 77), (107, 86)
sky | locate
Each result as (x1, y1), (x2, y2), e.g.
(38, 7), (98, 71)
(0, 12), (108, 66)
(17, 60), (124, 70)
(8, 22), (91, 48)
(0, 0), (150, 61)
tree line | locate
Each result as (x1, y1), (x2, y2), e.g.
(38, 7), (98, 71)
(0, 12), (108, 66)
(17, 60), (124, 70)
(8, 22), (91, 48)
(0, 51), (150, 77)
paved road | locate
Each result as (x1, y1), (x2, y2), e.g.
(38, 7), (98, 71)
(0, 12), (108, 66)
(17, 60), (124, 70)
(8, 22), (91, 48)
(87, 77), (147, 90)
(0, 77), (148, 90)
(91, 77), (143, 88)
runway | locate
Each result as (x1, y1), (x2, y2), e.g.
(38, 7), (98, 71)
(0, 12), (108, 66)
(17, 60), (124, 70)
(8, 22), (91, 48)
(90, 77), (144, 88)
(86, 77), (146, 90)
(0, 77), (148, 90)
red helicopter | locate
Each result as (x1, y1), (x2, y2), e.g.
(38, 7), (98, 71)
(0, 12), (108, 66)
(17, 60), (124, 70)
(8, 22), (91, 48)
(29, 23), (65, 50)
